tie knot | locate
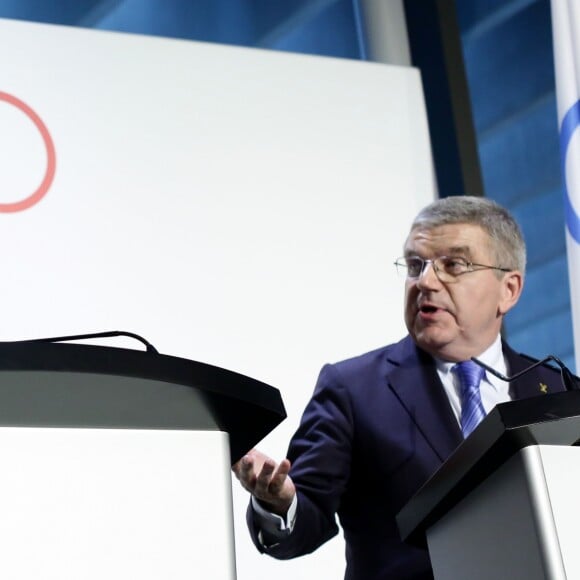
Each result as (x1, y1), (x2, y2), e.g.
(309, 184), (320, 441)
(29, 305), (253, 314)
(454, 360), (485, 392)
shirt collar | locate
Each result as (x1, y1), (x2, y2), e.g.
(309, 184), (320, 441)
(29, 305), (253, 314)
(434, 335), (506, 390)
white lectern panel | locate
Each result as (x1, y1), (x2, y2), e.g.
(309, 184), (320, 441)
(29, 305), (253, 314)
(427, 445), (574, 580)
(0, 427), (233, 580)
(537, 445), (580, 578)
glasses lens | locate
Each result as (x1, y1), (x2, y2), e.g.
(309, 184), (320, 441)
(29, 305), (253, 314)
(408, 258), (424, 277)
(436, 257), (469, 280)
(397, 257), (423, 278)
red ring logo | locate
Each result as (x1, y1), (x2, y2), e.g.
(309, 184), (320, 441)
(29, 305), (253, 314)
(0, 92), (56, 213)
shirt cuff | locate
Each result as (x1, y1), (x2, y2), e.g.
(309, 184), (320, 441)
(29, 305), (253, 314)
(251, 494), (298, 546)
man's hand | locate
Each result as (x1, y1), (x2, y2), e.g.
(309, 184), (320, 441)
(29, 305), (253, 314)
(232, 449), (296, 516)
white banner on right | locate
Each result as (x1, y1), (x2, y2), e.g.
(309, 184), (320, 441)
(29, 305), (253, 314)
(551, 0), (580, 369)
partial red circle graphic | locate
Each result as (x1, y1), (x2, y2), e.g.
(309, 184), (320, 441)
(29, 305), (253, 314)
(0, 91), (56, 213)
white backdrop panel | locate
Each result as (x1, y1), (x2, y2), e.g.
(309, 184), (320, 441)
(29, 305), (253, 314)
(0, 18), (435, 580)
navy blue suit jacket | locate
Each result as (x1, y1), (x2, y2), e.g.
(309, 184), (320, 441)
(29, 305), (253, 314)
(248, 336), (566, 579)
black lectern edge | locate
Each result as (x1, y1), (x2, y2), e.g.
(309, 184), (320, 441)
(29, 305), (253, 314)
(0, 341), (287, 465)
(396, 390), (580, 547)
(0, 341), (285, 411)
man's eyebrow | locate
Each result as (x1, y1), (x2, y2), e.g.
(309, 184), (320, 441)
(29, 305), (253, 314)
(403, 246), (473, 258)
(446, 246), (472, 257)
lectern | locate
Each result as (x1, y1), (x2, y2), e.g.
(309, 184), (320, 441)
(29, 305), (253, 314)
(0, 340), (286, 580)
(397, 390), (580, 580)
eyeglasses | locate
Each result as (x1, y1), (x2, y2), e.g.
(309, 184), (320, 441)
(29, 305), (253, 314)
(394, 256), (512, 283)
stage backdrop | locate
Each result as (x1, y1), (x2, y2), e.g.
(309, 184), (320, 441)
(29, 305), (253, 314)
(0, 17), (435, 580)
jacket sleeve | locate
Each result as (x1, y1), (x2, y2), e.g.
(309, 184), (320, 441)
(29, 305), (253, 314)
(246, 362), (354, 559)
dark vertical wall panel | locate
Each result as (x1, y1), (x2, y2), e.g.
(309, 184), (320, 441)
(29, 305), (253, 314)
(404, 0), (483, 197)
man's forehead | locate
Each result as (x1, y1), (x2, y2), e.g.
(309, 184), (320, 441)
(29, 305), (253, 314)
(404, 223), (490, 254)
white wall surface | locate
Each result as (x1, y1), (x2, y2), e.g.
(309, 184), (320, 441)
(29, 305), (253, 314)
(0, 18), (435, 579)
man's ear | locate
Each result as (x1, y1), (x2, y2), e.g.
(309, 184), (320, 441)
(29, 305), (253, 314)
(498, 271), (523, 315)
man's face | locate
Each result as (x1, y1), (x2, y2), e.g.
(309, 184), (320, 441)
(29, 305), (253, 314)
(403, 223), (522, 362)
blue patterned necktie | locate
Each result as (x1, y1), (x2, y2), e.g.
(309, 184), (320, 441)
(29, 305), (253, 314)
(454, 360), (486, 438)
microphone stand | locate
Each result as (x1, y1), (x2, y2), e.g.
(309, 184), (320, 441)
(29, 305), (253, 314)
(472, 354), (580, 392)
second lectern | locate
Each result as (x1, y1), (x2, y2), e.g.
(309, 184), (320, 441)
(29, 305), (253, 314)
(397, 390), (580, 579)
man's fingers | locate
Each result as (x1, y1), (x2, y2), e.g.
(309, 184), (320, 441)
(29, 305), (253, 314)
(254, 459), (276, 495)
(267, 459), (291, 494)
(232, 455), (258, 492)
(277, 458), (291, 475)
(232, 451), (293, 506)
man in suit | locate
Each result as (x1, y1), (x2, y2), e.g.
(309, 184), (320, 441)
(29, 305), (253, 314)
(233, 195), (566, 579)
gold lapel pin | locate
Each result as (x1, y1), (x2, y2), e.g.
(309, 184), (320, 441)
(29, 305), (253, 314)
(539, 383), (548, 394)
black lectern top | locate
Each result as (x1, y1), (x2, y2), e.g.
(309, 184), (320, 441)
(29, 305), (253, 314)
(0, 341), (286, 464)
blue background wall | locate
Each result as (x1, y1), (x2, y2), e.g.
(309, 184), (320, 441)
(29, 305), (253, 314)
(456, 0), (572, 368)
(0, 0), (571, 367)
(0, 0), (363, 58)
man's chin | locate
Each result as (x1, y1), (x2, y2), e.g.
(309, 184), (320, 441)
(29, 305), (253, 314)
(412, 329), (453, 357)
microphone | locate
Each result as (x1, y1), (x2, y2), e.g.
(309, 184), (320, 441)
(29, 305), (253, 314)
(471, 354), (580, 392)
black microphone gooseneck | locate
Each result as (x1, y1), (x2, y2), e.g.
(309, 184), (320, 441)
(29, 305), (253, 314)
(13, 330), (159, 354)
(471, 354), (580, 392)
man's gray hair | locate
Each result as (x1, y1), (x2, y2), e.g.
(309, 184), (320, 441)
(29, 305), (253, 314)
(410, 195), (526, 274)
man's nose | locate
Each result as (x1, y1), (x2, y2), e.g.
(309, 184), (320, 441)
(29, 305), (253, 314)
(416, 261), (440, 288)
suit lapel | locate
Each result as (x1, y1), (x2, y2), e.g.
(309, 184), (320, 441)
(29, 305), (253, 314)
(503, 343), (542, 399)
(386, 337), (463, 463)
(504, 342), (564, 399)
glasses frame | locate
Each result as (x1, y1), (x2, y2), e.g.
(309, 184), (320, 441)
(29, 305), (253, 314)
(394, 255), (512, 283)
